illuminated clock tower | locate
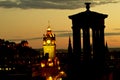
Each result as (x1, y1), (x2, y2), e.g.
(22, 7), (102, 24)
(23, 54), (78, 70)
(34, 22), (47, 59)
(43, 25), (56, 59)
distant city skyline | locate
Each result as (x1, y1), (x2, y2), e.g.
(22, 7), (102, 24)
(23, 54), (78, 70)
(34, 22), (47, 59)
(0, 0), (120, 49)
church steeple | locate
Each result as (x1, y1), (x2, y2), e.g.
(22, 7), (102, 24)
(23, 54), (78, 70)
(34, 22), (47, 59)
(68, 36), (72, 54)
(105, 41), (109, 53)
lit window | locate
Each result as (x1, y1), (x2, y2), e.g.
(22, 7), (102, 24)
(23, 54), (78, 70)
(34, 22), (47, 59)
(9, 68), (12, 70)
(5, 68), (9, 71)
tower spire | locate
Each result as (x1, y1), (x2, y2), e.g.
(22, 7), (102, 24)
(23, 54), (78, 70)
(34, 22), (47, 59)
(47, 21), (51, 32)
(48, 20), (50, 27)
(105, 41), (109, 52)
(68, 36), (72, 54)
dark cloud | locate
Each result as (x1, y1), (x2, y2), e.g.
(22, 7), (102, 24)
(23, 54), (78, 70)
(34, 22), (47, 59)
(56, 32), (120, 38)
(105, 32), (120, 36)
(56, 32), (72, 37)
(8, 32), (120, 41)
(8, 37), (42, 41)
(0, 0), (119, 9)
(53, 30), (71, 33)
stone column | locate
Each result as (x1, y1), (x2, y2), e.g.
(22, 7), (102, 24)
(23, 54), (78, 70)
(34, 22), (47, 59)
(70, 26), (81, 80)
(72, 26), (81, 57)
(83, 28), (91, 63)
(100, 27), (105, 50)
(92, 28), (97, 56)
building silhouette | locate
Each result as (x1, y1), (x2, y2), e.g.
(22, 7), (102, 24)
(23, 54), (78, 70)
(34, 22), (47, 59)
(43, 24), (56, 59)
(68, 3), (108, 80)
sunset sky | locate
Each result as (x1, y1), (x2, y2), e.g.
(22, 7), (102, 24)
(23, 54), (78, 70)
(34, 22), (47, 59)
(0, 0), (120, 49)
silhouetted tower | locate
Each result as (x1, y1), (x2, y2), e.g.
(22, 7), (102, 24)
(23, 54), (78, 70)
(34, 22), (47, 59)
(68, 36), (72, 55)
(68, 3), (108, 80)
(43, 24), (56, 59)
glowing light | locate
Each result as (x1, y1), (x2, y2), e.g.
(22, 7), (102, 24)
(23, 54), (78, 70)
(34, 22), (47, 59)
(47, 27), (51, 31)
(48, 62), (53, 67)
(52, 41), (55, 44)
(9, 68), (12, 70)
(57, 78), (62, 80)
(48, 58), (52, 62)
(47, 40), (51, 44)
(5, 68), (9, 71)
(57, 61), (60, 65)
(60, 71), (64, 75)
(43, 41), (46, 45)
(41, 63), (45, 67)
(47, 76), (53, 80)
(58, 66), (61, 70)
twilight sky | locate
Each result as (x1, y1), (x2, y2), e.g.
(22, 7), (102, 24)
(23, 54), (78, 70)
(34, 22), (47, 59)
(0, 0), (120, 49)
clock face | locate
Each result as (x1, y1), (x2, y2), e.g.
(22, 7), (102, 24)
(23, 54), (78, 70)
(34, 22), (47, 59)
(47, 40), (51, 44)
